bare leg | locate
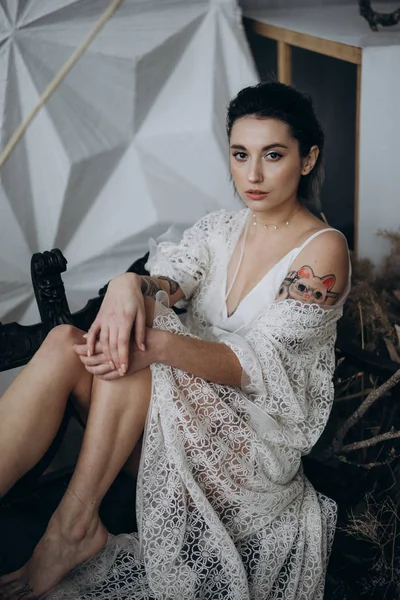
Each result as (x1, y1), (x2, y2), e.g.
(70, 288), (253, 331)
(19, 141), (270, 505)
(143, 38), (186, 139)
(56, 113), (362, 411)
(0, 298), (156, 598)
(0, 296), (156, 495)
(0, 325), (93, 497)
(0, 350), (152, 599)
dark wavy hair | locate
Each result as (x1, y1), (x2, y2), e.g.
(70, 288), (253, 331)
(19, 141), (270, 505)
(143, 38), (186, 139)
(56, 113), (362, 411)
(226, 81), (325, 209)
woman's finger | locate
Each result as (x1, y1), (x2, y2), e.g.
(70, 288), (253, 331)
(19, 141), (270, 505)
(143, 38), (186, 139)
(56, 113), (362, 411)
(86, 322), (101, 357)
(99, 324), (111, 362)
(94, 340), (104, 355)
(73, 343), (87, 356)
(79, 353), (114, 369)
(134, 304), (146, 353)
(117, 327), (131, 374)
(95, 370), (122, 381)
(85, 362), (116, 376)
(108, 325), (120, 371)
(74, 342), (105, 358)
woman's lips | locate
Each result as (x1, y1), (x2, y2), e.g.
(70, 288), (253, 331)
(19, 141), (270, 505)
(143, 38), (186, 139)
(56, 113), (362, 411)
(245, 190), (270, 201)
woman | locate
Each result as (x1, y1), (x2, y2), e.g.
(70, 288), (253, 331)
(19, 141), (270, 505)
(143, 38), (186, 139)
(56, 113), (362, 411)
(0, 81), (350, 599)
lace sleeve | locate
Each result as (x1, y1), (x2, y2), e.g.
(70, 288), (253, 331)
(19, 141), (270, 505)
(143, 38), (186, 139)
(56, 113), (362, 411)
(145, 211), (222, 304)
(244, 302), (340, 453)
(213, 301), (341, 454)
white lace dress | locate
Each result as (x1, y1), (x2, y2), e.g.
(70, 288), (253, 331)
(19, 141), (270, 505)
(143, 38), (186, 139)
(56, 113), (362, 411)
(47, 208), (350, 600)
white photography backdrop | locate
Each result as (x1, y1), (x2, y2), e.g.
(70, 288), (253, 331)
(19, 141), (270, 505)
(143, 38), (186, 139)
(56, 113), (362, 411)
(0, 0), (257, 327)
(0, 0), (258, 394)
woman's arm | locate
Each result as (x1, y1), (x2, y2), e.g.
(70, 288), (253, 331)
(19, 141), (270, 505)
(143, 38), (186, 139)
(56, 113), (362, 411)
(275, 230), (350, 306)
(77, 329), (243, 386)
(152, 329), (243, 387)
(136, 274), (184, 307)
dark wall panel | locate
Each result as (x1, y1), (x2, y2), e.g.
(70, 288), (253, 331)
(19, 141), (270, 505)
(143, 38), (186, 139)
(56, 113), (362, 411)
(292, 47), (356, 248)
(244, 30), (277, 81)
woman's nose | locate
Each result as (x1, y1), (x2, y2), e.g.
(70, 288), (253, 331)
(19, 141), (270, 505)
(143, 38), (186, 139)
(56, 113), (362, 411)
(247, 160), (263, 184)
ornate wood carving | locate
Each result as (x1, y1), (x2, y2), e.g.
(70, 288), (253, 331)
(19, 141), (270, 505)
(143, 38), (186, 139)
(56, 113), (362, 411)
(0, 322), (46, 371)
(31, 248), (73, 329)
(359, 1), (400, 31)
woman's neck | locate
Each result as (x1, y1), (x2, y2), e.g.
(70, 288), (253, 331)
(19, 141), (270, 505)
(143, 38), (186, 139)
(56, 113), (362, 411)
(251, 199), (302, 228)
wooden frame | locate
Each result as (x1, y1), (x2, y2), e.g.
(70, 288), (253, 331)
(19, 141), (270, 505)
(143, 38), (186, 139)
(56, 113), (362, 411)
(245, 17), (362, 255)
(246, 20), (362, 65)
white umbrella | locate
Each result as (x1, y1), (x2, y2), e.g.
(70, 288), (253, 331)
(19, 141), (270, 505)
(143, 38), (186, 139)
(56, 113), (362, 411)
(0, 0), (258, 327)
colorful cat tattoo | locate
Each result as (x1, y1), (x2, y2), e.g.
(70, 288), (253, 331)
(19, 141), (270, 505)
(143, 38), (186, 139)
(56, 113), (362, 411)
(276, 265), (339, 305)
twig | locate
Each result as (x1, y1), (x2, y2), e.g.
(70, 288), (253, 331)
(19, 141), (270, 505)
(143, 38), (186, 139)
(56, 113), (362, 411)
(334, 388), (374, 402)
(340, 429), (400, 453)
(335, 370), (364, 388)
(392, 516), (397, 583)
(336, 454), (400, 469)
(0, 0), (125, 169)
(330, 368), (400, 453)
(359, 0), (400, 31)
(358, 301), (365, 350)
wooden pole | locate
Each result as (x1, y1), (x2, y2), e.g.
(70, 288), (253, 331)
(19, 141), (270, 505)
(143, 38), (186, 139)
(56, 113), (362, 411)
(354, 62), (362, 257)
(277, 40), (292, 84)
(0, 0), (125, 170)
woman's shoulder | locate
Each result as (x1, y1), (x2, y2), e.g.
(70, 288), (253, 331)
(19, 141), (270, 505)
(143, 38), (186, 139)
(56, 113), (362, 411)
(283, 223), (350, 307)
(297, 224), (348, 252)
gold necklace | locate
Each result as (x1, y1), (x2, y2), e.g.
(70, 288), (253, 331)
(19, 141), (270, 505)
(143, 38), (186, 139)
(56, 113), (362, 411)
(252, 204), (302, 230)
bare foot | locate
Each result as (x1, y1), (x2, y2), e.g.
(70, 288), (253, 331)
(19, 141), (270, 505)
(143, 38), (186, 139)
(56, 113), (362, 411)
(0, 514), (108, 599)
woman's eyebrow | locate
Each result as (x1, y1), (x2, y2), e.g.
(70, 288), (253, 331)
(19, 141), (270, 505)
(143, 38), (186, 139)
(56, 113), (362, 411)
(230, 143), (288, 151)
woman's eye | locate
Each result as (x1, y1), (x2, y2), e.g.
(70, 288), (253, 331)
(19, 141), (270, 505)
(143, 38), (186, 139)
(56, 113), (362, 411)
(265, 151), (282, 161)
(233, 152), (247, 160)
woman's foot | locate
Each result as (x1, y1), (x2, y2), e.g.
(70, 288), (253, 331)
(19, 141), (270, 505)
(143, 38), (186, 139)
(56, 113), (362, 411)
(0, 511), (108, 599)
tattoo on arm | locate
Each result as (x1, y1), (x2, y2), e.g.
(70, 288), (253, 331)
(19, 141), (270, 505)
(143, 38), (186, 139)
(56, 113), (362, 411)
(139, 276), (163, 298)
(276, 265), (339, 305)
(158, 276), (180, 295)
(139, 276), (180, 298)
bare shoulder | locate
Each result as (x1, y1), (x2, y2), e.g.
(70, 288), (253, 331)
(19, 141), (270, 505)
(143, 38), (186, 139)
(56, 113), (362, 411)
(276, 228), (350, 307)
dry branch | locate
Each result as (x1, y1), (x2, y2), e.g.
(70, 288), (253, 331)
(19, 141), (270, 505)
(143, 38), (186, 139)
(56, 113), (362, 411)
(340, 429), (400, 453)
(334, 388), (374, 402)
(336, 455), (400, 469)
(330, 368), (400, 454)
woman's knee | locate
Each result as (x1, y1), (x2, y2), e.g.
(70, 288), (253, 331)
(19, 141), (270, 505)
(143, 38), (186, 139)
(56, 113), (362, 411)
(93, 366), (152, 398)
(41, 324), (85, 356)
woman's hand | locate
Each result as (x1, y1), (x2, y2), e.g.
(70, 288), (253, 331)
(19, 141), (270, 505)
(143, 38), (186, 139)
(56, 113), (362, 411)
(74, 341), (120, 379)
(85, 273), (145, 375)
(74, 327), (167, 381)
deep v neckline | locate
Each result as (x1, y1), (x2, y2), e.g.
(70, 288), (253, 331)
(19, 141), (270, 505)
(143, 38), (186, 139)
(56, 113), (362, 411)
(224, 210), (295, 319)
(223, 214), (340, 320)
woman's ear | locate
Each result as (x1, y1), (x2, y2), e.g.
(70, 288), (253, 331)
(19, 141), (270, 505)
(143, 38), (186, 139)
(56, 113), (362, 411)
(301, 145), (319, 176)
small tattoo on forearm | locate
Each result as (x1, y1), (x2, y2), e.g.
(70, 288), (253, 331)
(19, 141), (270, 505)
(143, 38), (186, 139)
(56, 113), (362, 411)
(139, 276), (180, 298)
(158, 276), (180, 295)
(139, 276), (163, 298)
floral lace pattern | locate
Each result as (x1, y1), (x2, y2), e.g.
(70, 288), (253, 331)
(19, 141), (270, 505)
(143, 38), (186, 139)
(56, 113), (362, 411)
(46, 209), (344, 599)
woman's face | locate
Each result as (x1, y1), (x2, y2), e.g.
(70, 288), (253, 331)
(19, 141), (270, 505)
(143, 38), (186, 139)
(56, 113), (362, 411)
(229, 116), (316, 213)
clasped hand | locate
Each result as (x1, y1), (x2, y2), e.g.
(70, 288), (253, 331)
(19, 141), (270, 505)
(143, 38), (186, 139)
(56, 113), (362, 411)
(71, 273), (160, 380)
(73, 329), (157, 380)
